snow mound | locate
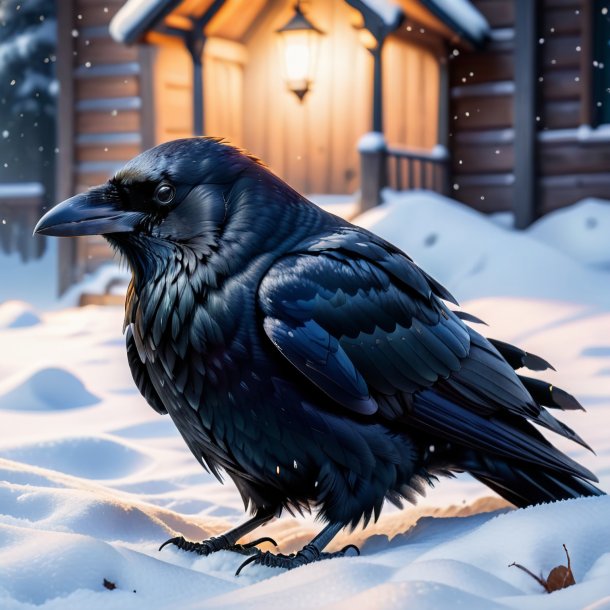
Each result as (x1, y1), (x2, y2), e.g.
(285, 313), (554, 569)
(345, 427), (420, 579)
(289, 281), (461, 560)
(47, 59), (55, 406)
(353, 190), (610, 305)
(0, 367), (99, 411)
(527, 198), (610, 269)
(0, 300), (41, 329)
(0, 437), (150, 480)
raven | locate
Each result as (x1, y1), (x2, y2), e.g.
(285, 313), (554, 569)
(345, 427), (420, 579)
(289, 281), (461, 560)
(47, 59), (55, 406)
(36, 138), (603, 572)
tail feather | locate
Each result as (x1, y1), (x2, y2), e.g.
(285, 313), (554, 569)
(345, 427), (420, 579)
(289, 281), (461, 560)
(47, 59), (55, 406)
(518, 375), (585, 412)
(488, 338), (554, 372)
(467, 456), (604, 507)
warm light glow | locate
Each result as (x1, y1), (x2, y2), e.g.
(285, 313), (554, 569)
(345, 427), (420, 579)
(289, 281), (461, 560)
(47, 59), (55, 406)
(357, 28), (377, 50)
(276, 2), (324, 102)
(284, 32), (311, 83)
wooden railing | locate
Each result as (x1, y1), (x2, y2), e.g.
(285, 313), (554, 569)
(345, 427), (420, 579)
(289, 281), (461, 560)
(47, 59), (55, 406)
(0, 183), (46, 262)
(359, 134), (450, 212)
(386, 146), (450, 193)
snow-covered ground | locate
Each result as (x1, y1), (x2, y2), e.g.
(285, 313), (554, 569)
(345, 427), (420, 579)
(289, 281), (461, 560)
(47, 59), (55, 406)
(0, 191), (610, 609)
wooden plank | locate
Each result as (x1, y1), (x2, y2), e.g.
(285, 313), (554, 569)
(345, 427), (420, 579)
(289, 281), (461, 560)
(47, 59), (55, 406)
(452, 141), (514, 174)
(75, 170), (118, 188)
(204, 54), (244, 145)
(138, 46), (156, 151)
(83, 236), (114, 262)
(540, 173), (610, 214)
(454, 183), (513, 213)
(513, 0), (538, 227)
(80, 293), (126, 306)
(542, 7), (582, 35)
(153, 43), (193, 143)
(541, 69), (581, 100)
(75, 74), (139, 99)
(73, 0), (123, 27)
(76, 143), (141, 162)
(580, 0), (593, 125)
(470, 0), (514, 28)
(541, 35), (581, 70)
(205, 37), (248, 64)
(76, 109), (140, 134)
(450, 52), (514, 86)
(75, 37), (139, 67)
(540, 140), (610, 176)
(392, 0), (458, 42)
(328, 0), (360, 193)
(207, 0), (266, 40)
(542, 0), (579, 8)
(452, 94), (513, 130)
(541, 100), (580, 128)
(56, 0), (77, 294)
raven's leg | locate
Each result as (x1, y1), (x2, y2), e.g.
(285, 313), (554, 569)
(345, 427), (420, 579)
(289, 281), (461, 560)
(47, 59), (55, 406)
(235, 522), (359, 574)
(159, 507), (277, 556)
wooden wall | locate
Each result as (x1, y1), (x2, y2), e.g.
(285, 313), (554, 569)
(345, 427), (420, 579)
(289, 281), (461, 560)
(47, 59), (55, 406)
(536, 0), (610, 214)
(152, 37), (245, 147)
(450, 0), (610, 218)
(240, 0), (439, 195)
(240, 0), (369, 194)
(449, 0), (515, 213)
(383, 34), (440, 151)
(58, 0), (151, 290)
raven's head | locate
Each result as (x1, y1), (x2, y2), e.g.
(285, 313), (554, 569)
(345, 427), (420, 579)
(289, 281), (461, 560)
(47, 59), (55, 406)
(35, 138), (265, 255)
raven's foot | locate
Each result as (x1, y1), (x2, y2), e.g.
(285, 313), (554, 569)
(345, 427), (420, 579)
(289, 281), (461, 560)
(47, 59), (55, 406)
(159, 534), (277, 557)
(235, 543), (359, 575)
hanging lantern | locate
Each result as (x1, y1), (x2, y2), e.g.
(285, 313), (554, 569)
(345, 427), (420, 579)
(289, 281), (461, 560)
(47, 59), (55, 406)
(276, 1), (324, 102)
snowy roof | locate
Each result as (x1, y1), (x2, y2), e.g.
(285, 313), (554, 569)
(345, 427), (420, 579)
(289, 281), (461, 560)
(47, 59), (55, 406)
(357, 0), (402, 27)
(0, 182), (44, 198)
(419, 0), (490, 46)
(110, 0), (488, 46)
(109, 0), (181, 44)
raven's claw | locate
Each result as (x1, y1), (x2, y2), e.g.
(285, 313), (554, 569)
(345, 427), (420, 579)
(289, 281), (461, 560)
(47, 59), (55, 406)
(235, 543), (359, 575)
(159, 534), (277, 556)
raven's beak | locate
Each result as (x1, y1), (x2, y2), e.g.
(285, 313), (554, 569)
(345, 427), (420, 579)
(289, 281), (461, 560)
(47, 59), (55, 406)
(34, 184), (139, 236)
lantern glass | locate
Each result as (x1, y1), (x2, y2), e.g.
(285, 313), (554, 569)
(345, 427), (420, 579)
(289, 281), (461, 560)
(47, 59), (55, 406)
(276, 3), (323, 102)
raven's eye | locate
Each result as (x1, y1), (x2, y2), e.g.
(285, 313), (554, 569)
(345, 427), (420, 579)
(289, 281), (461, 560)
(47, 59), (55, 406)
(154, 182), (175, 206)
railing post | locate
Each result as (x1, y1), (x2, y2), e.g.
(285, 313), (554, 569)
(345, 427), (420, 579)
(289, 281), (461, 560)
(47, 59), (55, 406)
(358, 132), (387, 213)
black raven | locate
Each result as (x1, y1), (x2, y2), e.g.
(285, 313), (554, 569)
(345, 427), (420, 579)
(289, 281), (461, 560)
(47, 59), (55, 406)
(35, 138), (603, 572)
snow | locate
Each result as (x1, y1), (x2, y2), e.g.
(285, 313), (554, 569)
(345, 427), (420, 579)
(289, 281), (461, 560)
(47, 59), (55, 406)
(528, 198), (610, 270)
(307, 194), (359, 220)
(355, 0), (403, 28)
(0, 239), (58, 310)
(424, 0), (490, 45)
(0, 183), (44, 198)
(538, 124), (610, 143)
(489, 28), (514, 43)
(358, 131), (386, 152)
(355, 190), (610, 306)
(0, 301), (41, 329)
(110, 0), (173, 45)
(452, 80), (515, 98)
(59, 263), (131, 308)
(1, 191), (610, 608)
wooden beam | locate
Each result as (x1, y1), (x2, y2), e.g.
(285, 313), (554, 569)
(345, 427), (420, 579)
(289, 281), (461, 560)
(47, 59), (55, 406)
(513, 0), (538, 228)
(56, 0), (77, 295)
(372, 42), (384, 132)
(580, 0), (594, 125)
(138, 45), (157, 151)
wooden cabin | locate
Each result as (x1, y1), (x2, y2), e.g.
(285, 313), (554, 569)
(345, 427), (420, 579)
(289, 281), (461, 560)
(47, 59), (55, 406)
(451, 0), (610, 224)
(56, 0), (485, 292)
(54, 0), (610, 295)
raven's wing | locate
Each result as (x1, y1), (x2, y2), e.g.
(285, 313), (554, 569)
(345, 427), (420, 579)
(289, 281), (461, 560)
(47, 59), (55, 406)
(258, 226), (591, 454)
(126, 325), (167, 414)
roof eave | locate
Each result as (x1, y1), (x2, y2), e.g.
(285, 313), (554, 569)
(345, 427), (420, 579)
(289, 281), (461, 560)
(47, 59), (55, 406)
(418, 0), (489, 48)
(109, 0), (181, 45)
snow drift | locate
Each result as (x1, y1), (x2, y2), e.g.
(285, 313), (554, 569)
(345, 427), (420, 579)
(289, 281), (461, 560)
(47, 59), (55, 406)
(0, 192), (609, 609)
